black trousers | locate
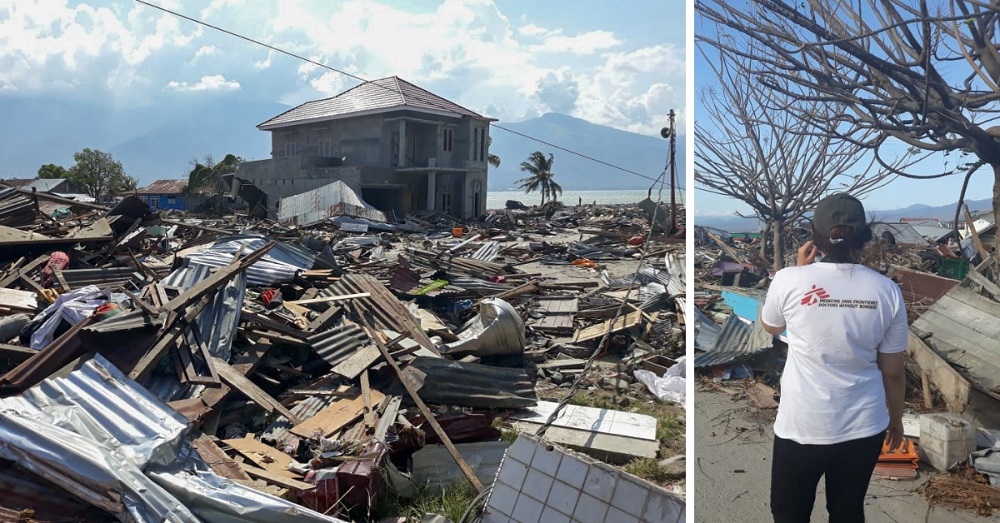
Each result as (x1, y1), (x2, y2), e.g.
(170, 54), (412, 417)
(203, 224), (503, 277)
(770, 430), (886, 523)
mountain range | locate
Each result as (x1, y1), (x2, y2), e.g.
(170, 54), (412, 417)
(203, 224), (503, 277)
(696, 198), (996, 232)
(0, 96), (680, 192)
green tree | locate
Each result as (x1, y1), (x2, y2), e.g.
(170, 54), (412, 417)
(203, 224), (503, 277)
(37, 164), (67, 179)
(516, 151), (562, 205)
(66, 148), (136, 201)
(185, 153), (241, 209)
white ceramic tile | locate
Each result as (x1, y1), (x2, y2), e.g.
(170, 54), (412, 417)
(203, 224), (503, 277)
(488, 482), (519, 517)
(522, 468), (554, 503)
(512, 492), (544, 523)
(531, 443), (563, 476)
(582, 464), (618, 503)
(546, 479), (580, 517)
(606, 506), (641, 523)
(497, 456), (529, 491)
(641, 489), (684, 523)
(556, 453), (589, 490)
(507, 436), (538, 464)
(511, 402), (656, 440)
(572, 492), (610, 523)
(611, 478), (650, 519)
(541, 506), (572, 523)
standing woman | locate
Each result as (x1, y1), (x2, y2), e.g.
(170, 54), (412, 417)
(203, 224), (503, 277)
(760, 193), (908, 523)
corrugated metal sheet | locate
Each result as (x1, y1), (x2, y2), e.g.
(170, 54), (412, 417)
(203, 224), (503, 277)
(278, 181), (388, 227)
(470, 242), (501, 262)
(0, 354), (347, 523)
(163, 261), (246, 361)
(872, 222), (931, 247)
(403, 356), (536, 409)
(441, 298), (524, 356)
(0, 456), (116, 522)
(411, 441), (509, 492)
(693, 313), (774, 368)
(307, 323), (369, 365)
(183, 234), (317, 286)
(694, 307), (722, 351)
(318, 274), (439, 354)
(60, 265), (170, 289)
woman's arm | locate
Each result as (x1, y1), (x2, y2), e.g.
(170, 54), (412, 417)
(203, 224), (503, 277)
(877, 351), (906, 449)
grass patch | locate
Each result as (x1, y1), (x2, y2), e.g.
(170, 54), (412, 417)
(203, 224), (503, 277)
(371, 481), (479, 522)
(622, 457), (678, 485)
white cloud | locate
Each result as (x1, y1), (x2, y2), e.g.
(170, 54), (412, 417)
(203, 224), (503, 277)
(194, 45), (216, 59)
(253, 50), (274, 69)
(167, 74), (240, 92)
(518, 23), (549, 37)
(532, 30), (620, 54)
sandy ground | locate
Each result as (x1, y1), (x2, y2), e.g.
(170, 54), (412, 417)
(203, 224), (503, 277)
(694, 386), (995, 522)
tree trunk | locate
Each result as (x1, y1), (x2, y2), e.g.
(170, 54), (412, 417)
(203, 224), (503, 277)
(772, 221), (785, 271)
(760, 221), (771, 261)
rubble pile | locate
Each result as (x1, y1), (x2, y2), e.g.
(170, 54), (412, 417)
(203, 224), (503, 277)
(0, 186), (686, 522)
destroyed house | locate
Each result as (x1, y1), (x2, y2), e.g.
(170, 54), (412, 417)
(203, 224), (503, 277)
(237, 76), (496, 219)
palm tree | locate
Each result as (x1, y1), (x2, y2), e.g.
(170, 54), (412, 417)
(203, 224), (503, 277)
(516, 151), (562, 205)
(487, 137), (501, 168)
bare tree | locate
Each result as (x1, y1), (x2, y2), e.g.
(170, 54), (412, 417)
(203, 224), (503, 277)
(697, 0), (1000, 255)
(696, 39), (904, 269)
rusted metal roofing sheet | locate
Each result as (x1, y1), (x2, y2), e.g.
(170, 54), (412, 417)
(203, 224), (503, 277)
(278, 181), (388, 227)
(911, 283), (1000, 400)
(694, 313), (773, 368)
(259, 76), (486, 130)
(136, 179), (187, 195)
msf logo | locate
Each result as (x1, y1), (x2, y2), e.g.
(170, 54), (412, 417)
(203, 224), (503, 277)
(800, 285), (830, 306)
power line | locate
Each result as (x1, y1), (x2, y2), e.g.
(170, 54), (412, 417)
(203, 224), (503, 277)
(133, 0), (673, 185)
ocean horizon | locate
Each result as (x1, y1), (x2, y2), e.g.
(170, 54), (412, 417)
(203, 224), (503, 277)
(486, 188), (686, 210)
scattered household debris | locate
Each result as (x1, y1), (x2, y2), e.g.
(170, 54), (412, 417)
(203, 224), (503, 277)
(0, 182), (685, 521)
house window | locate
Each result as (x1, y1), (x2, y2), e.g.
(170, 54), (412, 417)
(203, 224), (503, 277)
(319, 139), (331, 157)
(443, 128), (453, 152)
(149, 196), (159, 209)
(472, 127), (486, 161)
(285, 142), (296, 158)
(167, 196), (176, 205)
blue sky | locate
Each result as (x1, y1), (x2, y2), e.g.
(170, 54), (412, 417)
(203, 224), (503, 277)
(0, 0), (685, 138)
(692, 7), (995, 219)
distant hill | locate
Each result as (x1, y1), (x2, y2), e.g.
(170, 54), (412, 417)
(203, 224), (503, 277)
(0, 96), (287, 184)
(0, 98), (678, 192)
(489, 113), (684, 191)
(696, 197), (995, 232)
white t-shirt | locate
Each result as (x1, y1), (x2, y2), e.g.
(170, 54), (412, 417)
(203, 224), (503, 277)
(761, 262), (908, 444)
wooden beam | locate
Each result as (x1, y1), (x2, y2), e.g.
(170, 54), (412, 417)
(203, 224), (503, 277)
(360, 370), (376, 429)
(352, 305), (484, 493)
(964, 204), (990, 263)
(907, 329), (970, 412)
(212, 356), (302, 424)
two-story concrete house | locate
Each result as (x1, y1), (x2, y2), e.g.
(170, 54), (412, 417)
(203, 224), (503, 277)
(236, 76), (496, 219)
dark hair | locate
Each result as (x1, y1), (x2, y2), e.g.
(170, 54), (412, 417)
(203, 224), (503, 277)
(811, 224), (873, 263)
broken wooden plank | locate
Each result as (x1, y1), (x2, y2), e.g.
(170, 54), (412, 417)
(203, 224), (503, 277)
(212, 356), (303, 425)
(330, 344), (381, 380)
(289, 389), (386, 439)
(224, 436), (299, 479)
(907, 328), (971, 412)
(240, 465), (315, 492)
(191, 435), (251, 481)
(572, 310), (643, 343)
(360, 370), (376, 429)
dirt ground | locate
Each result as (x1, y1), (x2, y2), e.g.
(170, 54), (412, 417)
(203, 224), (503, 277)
(694, 386), (996, 523)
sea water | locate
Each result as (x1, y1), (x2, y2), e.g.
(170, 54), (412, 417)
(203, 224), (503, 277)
(485, 188), (686, 210)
